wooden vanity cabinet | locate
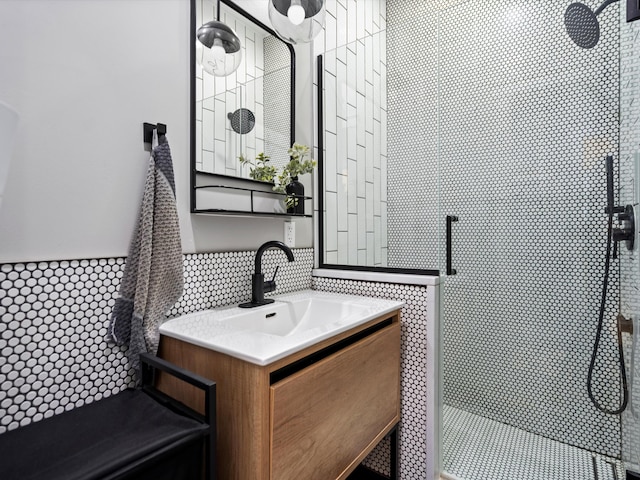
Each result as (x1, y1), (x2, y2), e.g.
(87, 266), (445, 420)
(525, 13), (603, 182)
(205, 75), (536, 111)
(157, 309), (401, 480)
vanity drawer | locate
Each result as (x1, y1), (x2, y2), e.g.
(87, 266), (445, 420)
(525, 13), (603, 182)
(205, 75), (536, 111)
(269, 321), (401, 480)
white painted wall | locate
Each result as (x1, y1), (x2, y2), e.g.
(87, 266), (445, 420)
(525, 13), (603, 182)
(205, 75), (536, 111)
(0, 0), (313, 264)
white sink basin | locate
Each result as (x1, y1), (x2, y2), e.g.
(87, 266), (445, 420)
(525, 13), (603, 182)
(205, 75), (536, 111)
(229, 296), (375, 336)
(159, 290), (404, 365)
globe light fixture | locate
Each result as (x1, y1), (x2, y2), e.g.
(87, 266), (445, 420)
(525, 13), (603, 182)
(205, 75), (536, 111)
(268, 0), (325, 44)
(196, 1), (242, 76)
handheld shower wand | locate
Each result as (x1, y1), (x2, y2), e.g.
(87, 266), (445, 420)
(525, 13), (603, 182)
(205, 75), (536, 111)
(587, 156), (634, 415)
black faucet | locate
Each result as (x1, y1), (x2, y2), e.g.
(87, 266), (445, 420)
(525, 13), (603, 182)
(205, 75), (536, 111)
(239, 241), (294, 308)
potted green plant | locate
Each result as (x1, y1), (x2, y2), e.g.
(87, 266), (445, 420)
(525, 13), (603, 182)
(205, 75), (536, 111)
(239, 143), (317, 214)
(274, 143), (317, 214)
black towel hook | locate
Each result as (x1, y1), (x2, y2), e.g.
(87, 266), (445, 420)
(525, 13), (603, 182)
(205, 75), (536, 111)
(143, 122), (167, 144)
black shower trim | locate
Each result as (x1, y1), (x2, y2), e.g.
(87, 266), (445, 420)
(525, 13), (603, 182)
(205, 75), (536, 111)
(627, 469), (640, 479)
(315, 55), (438, 277)
(317, 54), (325, 269)
(318, 264), (439, 277)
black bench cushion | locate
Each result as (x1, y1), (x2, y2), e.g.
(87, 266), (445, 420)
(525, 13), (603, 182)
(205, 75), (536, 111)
(0, 389), (208, 480)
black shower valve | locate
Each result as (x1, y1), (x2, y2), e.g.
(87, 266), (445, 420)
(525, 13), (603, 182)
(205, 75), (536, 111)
(612, 204), (635, 252)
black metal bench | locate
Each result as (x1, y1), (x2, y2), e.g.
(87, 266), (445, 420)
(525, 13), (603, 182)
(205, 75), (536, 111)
(0, 353), (216, 480)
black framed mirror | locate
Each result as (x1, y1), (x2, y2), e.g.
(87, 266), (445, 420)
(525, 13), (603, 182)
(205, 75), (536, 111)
(190, 0), (296, 214)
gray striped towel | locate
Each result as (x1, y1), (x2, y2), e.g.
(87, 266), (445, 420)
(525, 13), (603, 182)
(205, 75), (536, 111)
(108, 135), (183, 372)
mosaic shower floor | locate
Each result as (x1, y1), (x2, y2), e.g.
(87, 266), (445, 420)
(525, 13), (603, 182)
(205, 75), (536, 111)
(442, 405), (623, 480)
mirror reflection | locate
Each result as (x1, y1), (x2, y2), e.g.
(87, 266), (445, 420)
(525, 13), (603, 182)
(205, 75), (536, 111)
(193, 0), (294, 179)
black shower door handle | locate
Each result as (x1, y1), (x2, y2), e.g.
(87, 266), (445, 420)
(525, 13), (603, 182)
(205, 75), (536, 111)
(446, 215), (458, 275)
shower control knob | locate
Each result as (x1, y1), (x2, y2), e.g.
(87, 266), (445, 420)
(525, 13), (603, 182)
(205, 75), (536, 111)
(612, 205), (635, 251)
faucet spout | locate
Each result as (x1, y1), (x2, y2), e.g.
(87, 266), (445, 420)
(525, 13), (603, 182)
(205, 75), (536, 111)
(254, 240), (294, 274)
(239, 241), (295, 308)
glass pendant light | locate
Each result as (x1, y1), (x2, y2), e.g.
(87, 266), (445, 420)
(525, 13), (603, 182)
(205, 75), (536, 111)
(196, 0), (242, 77)
(268, 0), (325, 44)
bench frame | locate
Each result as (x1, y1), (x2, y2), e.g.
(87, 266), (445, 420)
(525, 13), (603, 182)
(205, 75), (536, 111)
(115, 353), (217, 480)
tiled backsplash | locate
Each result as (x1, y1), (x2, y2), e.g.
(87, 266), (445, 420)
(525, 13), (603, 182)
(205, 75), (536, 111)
(0, 248), (313, 434)
(0, 247), (442, 480)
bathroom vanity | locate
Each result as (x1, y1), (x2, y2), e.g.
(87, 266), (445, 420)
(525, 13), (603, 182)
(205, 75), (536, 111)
(156, 290), (402, 479)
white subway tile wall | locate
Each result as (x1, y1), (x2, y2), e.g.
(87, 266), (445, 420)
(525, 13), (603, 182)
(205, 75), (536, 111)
(317, 0), (388, 267)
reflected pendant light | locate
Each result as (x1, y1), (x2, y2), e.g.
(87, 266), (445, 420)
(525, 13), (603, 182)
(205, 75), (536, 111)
(196, 0), (242, 76)
(268, 0), (325, 44)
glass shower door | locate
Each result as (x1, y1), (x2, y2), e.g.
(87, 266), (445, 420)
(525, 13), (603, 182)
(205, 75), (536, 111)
(620, 16), (640, 471)
(436, 1), (631, 478)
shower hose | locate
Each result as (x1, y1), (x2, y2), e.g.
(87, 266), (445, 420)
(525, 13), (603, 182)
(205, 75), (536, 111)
(587, 202), (629, 415)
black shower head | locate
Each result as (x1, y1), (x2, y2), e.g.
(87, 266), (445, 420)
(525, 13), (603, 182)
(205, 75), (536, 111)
(564, 0), (619, 49)
(564, 3), (600, 48)
(227, 108), (255, 134)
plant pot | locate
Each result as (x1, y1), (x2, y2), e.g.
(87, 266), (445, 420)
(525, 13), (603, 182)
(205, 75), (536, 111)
(285, 176), (305, 215)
